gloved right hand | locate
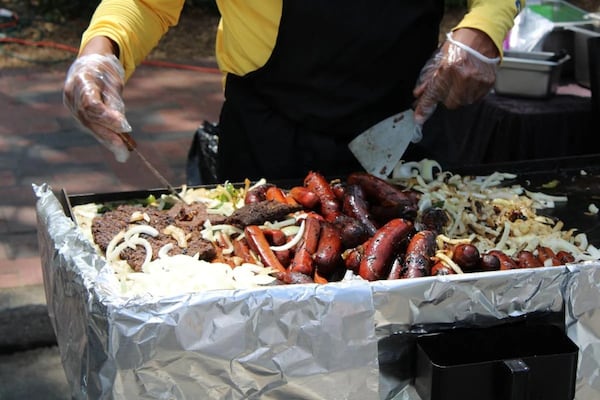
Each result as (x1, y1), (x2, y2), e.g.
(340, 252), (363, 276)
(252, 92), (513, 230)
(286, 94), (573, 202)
(63, 53), (132, 162)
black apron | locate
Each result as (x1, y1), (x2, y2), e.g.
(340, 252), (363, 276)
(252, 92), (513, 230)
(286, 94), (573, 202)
(213, 0), (444, 183)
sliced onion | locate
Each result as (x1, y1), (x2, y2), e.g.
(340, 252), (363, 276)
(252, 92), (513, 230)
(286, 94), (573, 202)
(270, 219), (305, 252)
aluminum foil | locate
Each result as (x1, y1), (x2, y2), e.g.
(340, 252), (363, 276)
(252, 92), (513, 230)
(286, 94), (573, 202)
(34, 183), (600, 399)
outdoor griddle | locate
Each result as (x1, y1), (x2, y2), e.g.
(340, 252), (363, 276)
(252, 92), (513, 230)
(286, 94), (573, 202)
(35, 154), (600, 400)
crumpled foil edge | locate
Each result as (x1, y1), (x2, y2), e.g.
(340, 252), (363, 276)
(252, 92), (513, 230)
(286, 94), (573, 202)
(34, 183), (600, 399)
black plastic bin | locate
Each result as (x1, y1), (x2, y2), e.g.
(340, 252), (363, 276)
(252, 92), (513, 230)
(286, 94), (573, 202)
(415, 324), (578, 400)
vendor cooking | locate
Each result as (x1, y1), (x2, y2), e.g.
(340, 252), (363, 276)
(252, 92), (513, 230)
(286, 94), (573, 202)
(63, 0), (522, 183)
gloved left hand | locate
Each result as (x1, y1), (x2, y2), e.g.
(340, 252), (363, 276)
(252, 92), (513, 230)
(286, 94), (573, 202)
(413, 28), (501, 131)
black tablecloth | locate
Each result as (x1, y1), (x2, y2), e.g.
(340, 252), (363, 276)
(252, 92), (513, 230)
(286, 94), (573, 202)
(405, 92), (599, 170)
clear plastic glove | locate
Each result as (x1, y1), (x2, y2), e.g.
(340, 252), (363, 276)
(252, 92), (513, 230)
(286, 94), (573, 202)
(63, 54), (132, 162)
(413, 30), (500, 132)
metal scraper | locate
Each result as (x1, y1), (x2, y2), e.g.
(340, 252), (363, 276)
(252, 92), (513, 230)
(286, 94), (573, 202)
(117, 132), (186, 202)
(348, 109), (419, 179)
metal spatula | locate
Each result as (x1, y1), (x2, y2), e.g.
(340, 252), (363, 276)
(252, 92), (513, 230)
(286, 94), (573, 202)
(348, 109), (420, 179)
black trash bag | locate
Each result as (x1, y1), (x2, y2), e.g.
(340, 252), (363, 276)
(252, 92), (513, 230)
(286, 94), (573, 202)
(186, 121), (219, 186)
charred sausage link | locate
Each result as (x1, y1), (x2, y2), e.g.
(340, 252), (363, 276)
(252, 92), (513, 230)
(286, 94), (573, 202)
(452, 244), (481, 272)
(402, 230), (436, 279)
(289, 186), (320, 209)
(232, 237), (259, 265)
(343, 184), (378, 236)
(556, 250), (575, 264)
(333, 213), (371, 249)
(265, 186), (289, 204)
(314, 221), (344, 276)
(343, 245), (365, 274)
(263, 228), (291, 266)
(347, 172), (416, 208)
(359, 218), (414, 281)
(431, 260), (455, 275)
(289, 216), (321, 276)
(516, 250), (543, 269)
(304, 171), (342, 222)
(245, 183), (275, 204)
(244, 226), (286, 273)
(486, 250), (518, 270)
(387, 256), (404, 279)
(331, 181), (346, 202)
(479, 253), (501, 271)
(536, 246), (562, 266)
(277, 271), (315, 284)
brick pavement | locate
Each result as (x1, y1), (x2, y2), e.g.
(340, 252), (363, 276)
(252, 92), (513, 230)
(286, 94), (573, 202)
(0, 64), (224, 289)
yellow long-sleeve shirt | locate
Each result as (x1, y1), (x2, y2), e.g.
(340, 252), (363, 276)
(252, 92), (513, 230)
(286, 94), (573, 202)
(81, 0), (523, 81)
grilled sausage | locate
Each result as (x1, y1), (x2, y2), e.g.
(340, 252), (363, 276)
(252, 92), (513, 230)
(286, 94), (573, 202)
(452, 243), (481, 272)
(431, 261), (455, 275)
(486, 250), (518, 270)
(265, 186), (289, 204)
(333, 213), (371, 249)
(263, 228), (291, 266)
(245, 183), (275, 204)
(331, 180), (346, 202)
(343, 246), (364, 274)
(343, 184), (378, 236)
(289, 216), (321, 276)
(402, 230), (436, 278)
(556, 250), (575, 264)
(359, 218), (413, 281)
(314, 221), (344, 276)
(277, 271), (314, 284)
(289, 186), (320, 209)
(244, 226), (286, 273)
(304, 171), (341, 222)
(516, 250), (543, 269)
(536, 246), (562, 266)
(347, 172), (418, 208)
(387, 256), (404, 279)
(232, 237), (259, 265)
(479, 253), (501, 271)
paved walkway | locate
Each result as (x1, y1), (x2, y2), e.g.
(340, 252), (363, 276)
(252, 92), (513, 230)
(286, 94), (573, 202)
(0, 63), (224, 289)
(0, 63), (223, 398)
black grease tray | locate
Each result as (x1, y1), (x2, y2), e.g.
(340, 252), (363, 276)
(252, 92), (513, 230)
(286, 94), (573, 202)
(415, 324), (578, 400)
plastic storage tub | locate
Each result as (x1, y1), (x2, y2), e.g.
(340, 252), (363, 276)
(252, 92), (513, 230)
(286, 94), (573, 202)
(414, 324), (578, 400)
(494, 50), (570, 98)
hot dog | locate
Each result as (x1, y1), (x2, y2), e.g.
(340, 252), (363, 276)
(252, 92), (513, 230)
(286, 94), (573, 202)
(347, 172), (417, 208)
(387, 256), (404, 279)
(277, 271), (315, 284)
(332, 213), (370, 249)
(232, 237), (259, 265)
(343, 184), (378, 236)
(304, 171), (341, 222)
(343, 246), (364, 274)
(314, 221), (344, 276)
(486, 250), (518, 270)
(265, 186), (287, 204)
(452, 243), (481, 272)
(479, 253), (501, 271)
(289, 186), (320, 209)
(431, 261), (455, 275)
(516, 250), (543, 269)
(289, 216), (321, 276)
(263, 228), (291, 266)
(536, 246), (562, 266)
(358, 218), (413, 281)
(245, 183), (275, 204)
(402, 230), (436, 278)
(244, 226), (286, 273)
(556, 250), (575, 264)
